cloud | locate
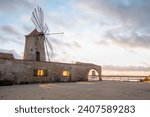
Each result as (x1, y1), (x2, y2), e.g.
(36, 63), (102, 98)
(47, 12), (71, 30)
(103, 65), (150, 72)
(95, 40), (110, 46)
(0, 25), (20, 36)
(111, 34), (150, 49)
(23, 25), (34, 34)
(101, 31), (150, 49)
(0, 0), (34, 12)
(51, 52), (58, 58)
(0, 34), (22, 45)
(49, 36), (82, 49)
(75, 0), (150, 25)
(72, 41), (82, 48)
(0, 35), (9, 43)
(0, 35), (15, 44)
(74, 0), (150, 49)
(0, 25), (23, 45)
(49, 37), (71, 48)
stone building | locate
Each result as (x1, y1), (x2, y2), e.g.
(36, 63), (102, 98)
(0, 52), (14, 60)
(0, 29), (102, 85)
(24, 29), (46, 61)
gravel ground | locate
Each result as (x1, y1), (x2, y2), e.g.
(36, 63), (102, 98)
(0, 81), (150, 100)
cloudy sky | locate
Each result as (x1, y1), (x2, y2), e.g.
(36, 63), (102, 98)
(0, 0), (150, 75)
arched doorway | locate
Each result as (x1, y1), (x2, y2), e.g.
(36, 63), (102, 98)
(88, 69), (100, 81)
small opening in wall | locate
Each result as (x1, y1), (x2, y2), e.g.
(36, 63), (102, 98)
(36, 51), (40, 61)
(34, 69), (47, 77)
(63, 71), (71, 77)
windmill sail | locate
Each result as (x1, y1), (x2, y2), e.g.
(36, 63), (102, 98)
(45, 37), (53, 53)
(31, 6), (63, 62)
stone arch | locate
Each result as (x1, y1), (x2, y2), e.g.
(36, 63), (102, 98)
(87, 67), (101, 81)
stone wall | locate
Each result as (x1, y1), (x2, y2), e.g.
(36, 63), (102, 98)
(0, 59), (101, 85)
(0, 53), (14, 60)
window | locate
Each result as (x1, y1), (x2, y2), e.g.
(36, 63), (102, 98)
(37, 70), (44, 76)
(63, 71), (70, 77)
(34, 69), (47, 77)
(36, 51), (40, 61)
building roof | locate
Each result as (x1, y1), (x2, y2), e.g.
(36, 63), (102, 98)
(28, 29), (41, 36)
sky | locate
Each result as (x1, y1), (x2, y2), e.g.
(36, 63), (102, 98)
(0, 0), (150, 75)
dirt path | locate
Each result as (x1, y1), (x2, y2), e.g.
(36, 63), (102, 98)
(0, 81), (150, 100)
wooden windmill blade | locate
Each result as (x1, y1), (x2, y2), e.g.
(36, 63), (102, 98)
(40, 7), (44, 31)
(45, 37), (53, 54)
(45, 32), (64, 35)
(31, 13), (41, 32)
(38, 6), (44, 31)
(44, 23), (49, 34)
(44, 37), (51, 62)
(31, 6), (45, 32)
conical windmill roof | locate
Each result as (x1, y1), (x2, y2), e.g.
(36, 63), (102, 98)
(28, 29), (41, 36)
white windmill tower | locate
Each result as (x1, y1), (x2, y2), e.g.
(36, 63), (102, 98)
(24, 6), (63, 62)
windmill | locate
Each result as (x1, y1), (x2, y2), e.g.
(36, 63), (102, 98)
(31, 6), (63, 62)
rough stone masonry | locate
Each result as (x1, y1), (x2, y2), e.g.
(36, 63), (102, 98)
(0, 54), (101, 85)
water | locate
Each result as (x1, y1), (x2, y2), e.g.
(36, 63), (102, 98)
(102, 77), (145, 82)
